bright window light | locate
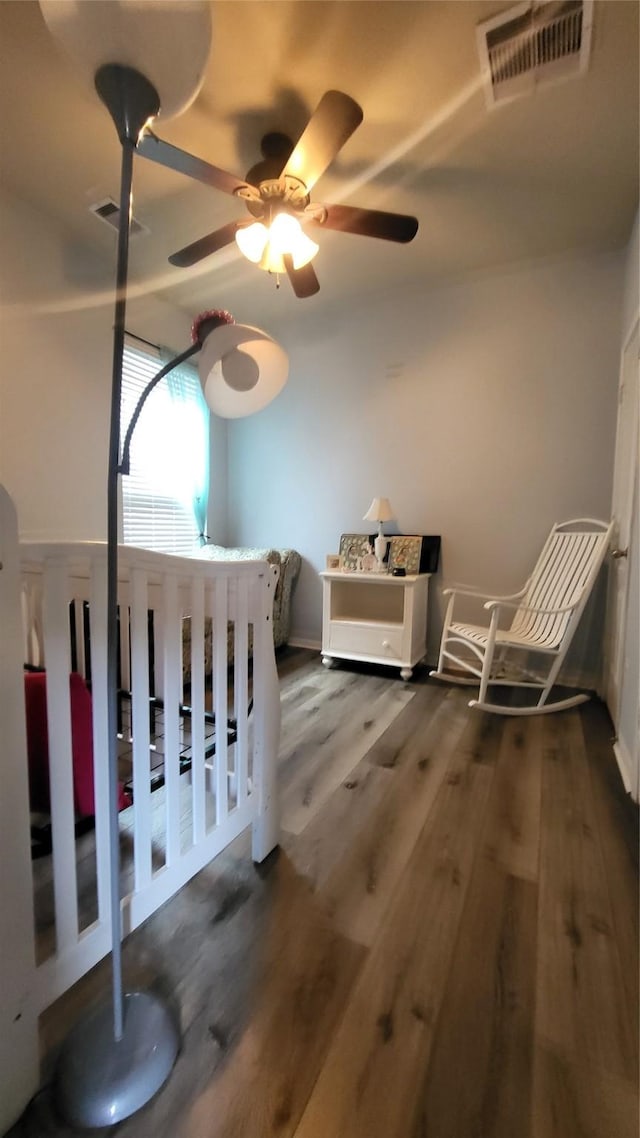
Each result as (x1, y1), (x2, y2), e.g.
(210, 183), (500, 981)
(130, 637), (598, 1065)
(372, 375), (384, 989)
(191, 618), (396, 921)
(120, 342), (209, 554)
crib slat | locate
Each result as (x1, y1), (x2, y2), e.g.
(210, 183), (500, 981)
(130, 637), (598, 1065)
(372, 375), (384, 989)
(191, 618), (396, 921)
(235, 576), (249, 809)
(131, 568), (152, 890)
(214, 576), (229, 826)
(163, 573), (181, 864)
(119, 603), (131, 695)
(189, 576), (206, 845)
(251, 566), (281, 863)
(43, 560), (78, 951)
(71, 598), (86, 680)
(89, 558), (111, 931)
(22, 577), (44, 667)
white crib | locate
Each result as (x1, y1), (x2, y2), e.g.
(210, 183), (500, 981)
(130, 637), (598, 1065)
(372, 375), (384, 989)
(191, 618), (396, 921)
(0, 485), (280, 1130)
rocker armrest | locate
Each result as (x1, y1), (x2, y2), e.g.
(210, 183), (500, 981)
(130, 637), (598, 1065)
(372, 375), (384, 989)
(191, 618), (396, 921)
(483, 598), (577, 616)
(443, 584), (526, 602)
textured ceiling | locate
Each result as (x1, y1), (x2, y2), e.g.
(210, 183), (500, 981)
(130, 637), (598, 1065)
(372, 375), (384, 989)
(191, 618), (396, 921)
(0, 0), (637, 325)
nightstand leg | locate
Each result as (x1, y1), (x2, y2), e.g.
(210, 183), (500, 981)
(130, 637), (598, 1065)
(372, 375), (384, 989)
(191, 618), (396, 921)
(400, 667), (413, 682)
(322, 655), (337, 669)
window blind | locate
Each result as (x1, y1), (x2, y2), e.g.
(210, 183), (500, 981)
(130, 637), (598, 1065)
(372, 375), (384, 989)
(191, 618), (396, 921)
(120, 341), (206, 555)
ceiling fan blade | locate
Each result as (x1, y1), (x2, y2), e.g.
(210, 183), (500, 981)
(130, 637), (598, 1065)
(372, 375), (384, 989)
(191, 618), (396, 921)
(169, 221), (240, 268)
(284, 256), (320, 299)
(281, 91), (363, 191)
(315, 204), (418, 243)
(138, 132), (253, 198)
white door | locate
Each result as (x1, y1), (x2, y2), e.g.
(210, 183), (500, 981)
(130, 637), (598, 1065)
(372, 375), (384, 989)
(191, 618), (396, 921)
(605, 317), (639, 800)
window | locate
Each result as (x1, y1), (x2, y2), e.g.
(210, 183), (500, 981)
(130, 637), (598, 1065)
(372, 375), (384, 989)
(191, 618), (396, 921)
(120, 340), (210, 555)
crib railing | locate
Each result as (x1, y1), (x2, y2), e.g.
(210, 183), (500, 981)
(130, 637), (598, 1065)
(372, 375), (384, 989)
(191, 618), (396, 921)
(1, 487), (39, 1133)
(17, 540), (280, 1021)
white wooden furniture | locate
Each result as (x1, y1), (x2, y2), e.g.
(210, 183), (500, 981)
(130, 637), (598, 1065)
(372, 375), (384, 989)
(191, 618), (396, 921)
(430, 518), (613, 715)
(320, 570), (430, 681)
(3, 525), (280, 1124)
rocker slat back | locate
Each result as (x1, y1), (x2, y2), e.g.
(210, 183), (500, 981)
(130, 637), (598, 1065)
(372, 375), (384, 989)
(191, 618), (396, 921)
(511, 522), (611, 648)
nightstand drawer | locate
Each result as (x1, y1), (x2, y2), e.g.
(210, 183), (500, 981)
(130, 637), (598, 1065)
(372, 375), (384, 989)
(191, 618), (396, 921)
(328, 621), (403, 660)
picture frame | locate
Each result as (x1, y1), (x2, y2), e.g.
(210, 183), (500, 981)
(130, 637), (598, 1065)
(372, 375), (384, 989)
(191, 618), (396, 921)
(325, 553), (342, 570)
(339, 533), (373, 571)
(388, 535), (441, 574)
(388, 535), (422, 574)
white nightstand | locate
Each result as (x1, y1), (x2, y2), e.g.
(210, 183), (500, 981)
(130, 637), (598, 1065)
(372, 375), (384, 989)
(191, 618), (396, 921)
(320, 570), (430, 681)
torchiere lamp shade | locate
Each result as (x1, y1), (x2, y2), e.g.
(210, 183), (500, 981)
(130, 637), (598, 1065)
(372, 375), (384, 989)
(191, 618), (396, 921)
(198, 323), (289, 419)
(39, 0), (212, 121)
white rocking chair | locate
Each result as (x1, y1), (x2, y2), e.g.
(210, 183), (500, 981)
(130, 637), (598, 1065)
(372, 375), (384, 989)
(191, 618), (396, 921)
(430, 518), (613, 716)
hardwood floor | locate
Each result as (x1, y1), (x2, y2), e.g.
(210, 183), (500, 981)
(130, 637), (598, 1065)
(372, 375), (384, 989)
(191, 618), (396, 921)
(10, 648), (639, 1138)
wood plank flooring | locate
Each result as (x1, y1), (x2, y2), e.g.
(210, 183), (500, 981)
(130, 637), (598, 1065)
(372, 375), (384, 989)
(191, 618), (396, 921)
(10, 648), (639, 1138)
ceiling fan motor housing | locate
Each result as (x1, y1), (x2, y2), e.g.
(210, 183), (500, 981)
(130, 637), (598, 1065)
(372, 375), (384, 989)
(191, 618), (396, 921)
(240, 176), (311, 221)
(242, 131), (311, 221)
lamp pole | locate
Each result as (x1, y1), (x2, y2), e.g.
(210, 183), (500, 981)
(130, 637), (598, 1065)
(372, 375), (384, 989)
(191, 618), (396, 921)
(55, 66), (183, 1130)
(100, 62), (160, 1047)
(42, 39), (287, 1127)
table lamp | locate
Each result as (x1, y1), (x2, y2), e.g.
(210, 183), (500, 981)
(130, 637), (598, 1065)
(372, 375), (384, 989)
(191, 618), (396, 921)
(363, 497), (394, 571)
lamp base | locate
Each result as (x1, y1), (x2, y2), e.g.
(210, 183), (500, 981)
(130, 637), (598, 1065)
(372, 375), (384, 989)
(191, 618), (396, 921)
(374, 533), (388, 571)
(55, 991), (179, 1129)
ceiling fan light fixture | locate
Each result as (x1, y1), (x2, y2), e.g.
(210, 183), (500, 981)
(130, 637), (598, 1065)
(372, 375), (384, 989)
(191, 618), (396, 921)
(268, 213), (319, 269)
(235, 221), (269, 264)
(235, 214), (319, 274)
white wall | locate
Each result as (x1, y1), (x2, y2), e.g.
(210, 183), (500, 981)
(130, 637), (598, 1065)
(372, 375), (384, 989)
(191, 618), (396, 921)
(227, 250), (624, 675)
(621, 209), (639, 343)
(0, 191), (227, 543)
(1, 188), (626, 683)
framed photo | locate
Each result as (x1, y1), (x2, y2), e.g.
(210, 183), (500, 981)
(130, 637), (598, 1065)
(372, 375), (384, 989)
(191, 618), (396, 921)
(388, 535), (421, 574)
(339, 533), (373, 571)
(325, 553), (342, 570)
(388, 535), (441, 574)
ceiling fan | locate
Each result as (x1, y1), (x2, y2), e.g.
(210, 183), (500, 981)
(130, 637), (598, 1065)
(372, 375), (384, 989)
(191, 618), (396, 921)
(136, 90), (419, 298)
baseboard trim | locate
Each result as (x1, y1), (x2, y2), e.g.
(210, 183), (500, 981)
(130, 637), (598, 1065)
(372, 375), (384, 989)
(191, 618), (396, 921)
(287, 636), (321, 652)
(613, 737), (634, 797)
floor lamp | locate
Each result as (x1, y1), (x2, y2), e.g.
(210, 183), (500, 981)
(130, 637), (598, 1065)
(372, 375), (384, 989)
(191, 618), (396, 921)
(38, 3), (287, 1127)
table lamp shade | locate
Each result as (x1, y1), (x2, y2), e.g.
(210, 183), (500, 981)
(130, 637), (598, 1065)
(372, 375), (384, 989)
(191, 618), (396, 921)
(363, 497), (394, 524)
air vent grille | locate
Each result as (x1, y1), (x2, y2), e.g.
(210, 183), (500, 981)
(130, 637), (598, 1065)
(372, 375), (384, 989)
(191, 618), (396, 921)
(477, 0), (593, 107)
(89, 198), (149, 237)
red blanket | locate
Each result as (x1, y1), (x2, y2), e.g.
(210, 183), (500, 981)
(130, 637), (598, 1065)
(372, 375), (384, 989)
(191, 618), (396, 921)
(24, 671), (131, 818)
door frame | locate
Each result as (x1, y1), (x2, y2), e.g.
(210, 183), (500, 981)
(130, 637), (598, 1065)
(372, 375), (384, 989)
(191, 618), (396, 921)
(604, 314), (639, 798)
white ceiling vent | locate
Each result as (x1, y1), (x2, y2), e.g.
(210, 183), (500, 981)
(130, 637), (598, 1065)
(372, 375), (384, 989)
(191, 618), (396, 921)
(89, 197), (149, 238)
(477, 0), (593, 108)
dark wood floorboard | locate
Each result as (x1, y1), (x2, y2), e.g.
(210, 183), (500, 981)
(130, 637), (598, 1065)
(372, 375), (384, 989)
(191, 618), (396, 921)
(413, 863), (537, 1138)
(9, 651), (639, 1138)
(294, 727), (496, 1137)
(535, 712), (636, 1082)
(580, 700), (639, 1019)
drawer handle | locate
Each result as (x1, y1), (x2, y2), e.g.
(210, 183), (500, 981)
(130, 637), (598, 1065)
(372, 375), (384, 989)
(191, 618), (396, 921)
(382, 639), (390, 649)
